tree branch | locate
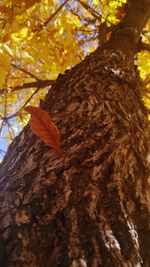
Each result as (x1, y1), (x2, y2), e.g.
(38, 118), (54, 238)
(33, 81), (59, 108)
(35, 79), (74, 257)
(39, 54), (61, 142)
(77, 0), (114, 25)
(44, 0), (69, 27)
(11, 63), (40, 81)
(0, 80), (53, 95)
(143, 73), (150, 86)
(77, 0), (100, 20)
(0, 149), (6, 155)
(136, 40), (150, 52)
(119, 0), (150, 42)
(109, 0), (150, 53)
(0, 121), (4, 137)
(5, 87), (42, 120)
(7, 121), (14, 141)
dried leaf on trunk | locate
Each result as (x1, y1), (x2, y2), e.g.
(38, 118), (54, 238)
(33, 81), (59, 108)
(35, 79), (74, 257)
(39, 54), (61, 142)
(19, 106), (60, 149)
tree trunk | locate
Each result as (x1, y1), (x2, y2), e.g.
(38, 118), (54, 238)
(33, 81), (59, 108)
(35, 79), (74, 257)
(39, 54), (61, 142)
(0, 1), (150, 266)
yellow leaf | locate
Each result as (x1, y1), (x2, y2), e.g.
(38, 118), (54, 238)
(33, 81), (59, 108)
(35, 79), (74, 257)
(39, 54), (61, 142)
(3, 44), (13, 57)
(59, 27), (64, 35)
(0, 67), (6, 88)
(21, 51), (35, 63)
(14, 46), (21, 58)
(93, 0), (99, 4)
(11, 27), (29, 43)
(0, 53), (10, 70)
(19, 27), (29, 39)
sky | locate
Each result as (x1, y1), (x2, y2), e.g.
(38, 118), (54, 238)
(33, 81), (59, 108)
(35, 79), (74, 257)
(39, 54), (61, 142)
(0, 125), (8, 161)
(0, 120), (22, 161)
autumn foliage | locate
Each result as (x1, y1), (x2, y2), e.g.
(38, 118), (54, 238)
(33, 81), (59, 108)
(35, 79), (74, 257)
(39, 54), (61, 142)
(0, 0), (150, 150)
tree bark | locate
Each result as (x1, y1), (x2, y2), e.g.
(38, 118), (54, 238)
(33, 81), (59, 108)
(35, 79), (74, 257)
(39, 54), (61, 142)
(0, 1), (150, 266)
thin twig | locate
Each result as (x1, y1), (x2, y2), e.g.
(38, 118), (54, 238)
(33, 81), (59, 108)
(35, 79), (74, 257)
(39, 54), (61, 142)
(78, 28), (97, 33)
(143, 73), (150, 86)
(6, 87), (41, 120)
(4, 73), (9, 122)
(11, 63), (41, 81)
(140, 42), (150, 52)
(77, 0), (100, 20)
(4, 91), (7, 120)
(69, 8), (83, 21)
(44, 0), (69, 27)
(0, 149), (6, 155)
(21, 87), (41, 109)
(77, 0), (114, 25)
(79, 36), (98, 45)
(7, 121), (14, 140)
(0, 121), (4, 137)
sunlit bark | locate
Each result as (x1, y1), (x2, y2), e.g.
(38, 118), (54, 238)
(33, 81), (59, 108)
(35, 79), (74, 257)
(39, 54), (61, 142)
(0, 0), (150, 266)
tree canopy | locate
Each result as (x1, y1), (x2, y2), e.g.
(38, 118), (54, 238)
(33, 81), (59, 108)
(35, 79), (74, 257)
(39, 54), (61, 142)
(0, 0), (150, 150)
(0, 1), (150, 265)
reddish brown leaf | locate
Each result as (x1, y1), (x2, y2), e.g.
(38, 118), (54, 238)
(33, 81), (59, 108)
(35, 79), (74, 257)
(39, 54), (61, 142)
(21, 106), (60, 149)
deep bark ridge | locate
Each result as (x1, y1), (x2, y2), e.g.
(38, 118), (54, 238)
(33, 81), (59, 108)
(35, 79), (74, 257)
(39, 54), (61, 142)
(0, 0), (150, 266)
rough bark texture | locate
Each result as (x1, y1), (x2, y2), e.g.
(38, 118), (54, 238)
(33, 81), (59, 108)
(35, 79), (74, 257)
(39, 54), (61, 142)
(0, 1), (150, 267)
